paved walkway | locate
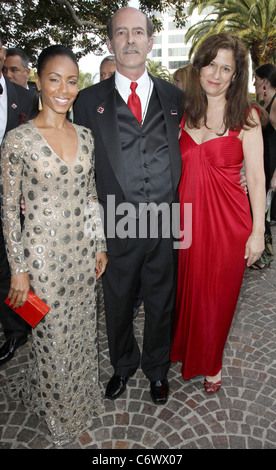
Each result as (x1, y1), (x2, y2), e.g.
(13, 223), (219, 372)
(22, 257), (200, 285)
(0, 226), (275, 451)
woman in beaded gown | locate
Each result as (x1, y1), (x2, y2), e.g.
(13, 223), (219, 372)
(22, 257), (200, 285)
(0, 46), (107, 443)
(170, 34), (266, 393)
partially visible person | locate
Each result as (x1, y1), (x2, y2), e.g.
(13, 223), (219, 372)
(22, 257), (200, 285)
(173, 64), (192, 91)
(0, 45), (107, 444)
(252, 63), (276, 269)
(3, 47), (37, 92)
(0, 33), (32, 367)
(99, 55), (116, 81)
(170, 33), (266, 394)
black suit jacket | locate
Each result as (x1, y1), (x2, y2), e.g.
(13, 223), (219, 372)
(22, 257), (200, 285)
(27, 81), (38, 94)
(0, 77), (33, 280)
(4, 77), (33, 133)
(73, 73), (184, 254)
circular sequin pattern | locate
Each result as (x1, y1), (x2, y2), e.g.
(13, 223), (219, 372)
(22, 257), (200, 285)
(0, 122), (106, 443)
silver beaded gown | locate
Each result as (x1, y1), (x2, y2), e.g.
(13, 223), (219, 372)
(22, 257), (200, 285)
(0, 121), (106, 443)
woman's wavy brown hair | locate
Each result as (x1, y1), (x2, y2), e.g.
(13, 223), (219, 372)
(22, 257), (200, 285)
(184, 33), (262, 134)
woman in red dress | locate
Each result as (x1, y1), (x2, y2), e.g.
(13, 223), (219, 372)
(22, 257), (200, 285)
(170, 34), (266, 393)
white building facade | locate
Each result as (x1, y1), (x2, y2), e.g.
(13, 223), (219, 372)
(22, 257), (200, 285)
(151, 6), (212, 73)
(150, 5), (255, 91)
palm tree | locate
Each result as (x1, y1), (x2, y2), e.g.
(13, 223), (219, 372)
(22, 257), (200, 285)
(146, 59), (173, 81)
(186, 0), (276, 67)
(78, 71), (98, 89)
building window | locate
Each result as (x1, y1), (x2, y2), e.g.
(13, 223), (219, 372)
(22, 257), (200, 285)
(168, 35), (186, 43)
(169, 60), (189, 69)
(168, 47), (190, 57)
(152, 49), (162, 57)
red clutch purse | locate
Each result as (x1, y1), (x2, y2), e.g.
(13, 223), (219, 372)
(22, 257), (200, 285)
(5, 291), (50, 328)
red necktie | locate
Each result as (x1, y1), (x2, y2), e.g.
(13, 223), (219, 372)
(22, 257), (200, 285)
(127, 82), (142, 123)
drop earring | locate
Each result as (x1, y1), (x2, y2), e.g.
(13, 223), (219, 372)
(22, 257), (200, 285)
(263, 85), (266, 97)
(38, 92), (43, 111)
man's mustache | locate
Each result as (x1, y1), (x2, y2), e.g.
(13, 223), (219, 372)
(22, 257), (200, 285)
(122, 45), (141, 54)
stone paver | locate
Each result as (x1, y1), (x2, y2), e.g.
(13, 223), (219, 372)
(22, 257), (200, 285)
(0, 226), (275, 450)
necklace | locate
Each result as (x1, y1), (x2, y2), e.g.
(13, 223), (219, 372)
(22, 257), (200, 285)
(140, 80), (153, 126)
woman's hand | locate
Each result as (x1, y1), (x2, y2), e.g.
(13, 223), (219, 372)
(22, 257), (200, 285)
(244, 235), (265, 267)
(96, 252), (108, 280)
(8, 272), (30, 308)
(20, 195), (26, 216)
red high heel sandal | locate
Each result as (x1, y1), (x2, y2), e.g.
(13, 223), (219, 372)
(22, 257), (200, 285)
(204, 378), (222, 394)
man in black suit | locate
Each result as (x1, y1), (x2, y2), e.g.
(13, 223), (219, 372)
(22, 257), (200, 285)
(73, 7), (184, 405)
(0, 33), (33, 366)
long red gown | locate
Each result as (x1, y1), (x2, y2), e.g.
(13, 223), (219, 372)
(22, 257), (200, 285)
(170, 122), (252, 380)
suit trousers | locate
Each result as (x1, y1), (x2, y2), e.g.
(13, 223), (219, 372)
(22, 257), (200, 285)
(102, 209), (178, 381)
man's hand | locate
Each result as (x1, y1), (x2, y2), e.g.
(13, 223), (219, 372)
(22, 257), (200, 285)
(240, 172), (248, 193)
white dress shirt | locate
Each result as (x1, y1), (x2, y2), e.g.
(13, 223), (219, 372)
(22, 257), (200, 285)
(115, 70), (153, 125)
(0, 74), (8, 144)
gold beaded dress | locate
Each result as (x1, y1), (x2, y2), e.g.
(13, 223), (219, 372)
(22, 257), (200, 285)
(0, 121), (106, 444)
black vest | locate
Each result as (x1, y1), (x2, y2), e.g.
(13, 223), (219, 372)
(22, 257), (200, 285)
(116, 87), (173, 212)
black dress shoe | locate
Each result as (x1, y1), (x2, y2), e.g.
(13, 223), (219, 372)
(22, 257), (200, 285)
(105, 374), (129, 400)
(0, 336), (28, 367)
(150, 379), (169, 405)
